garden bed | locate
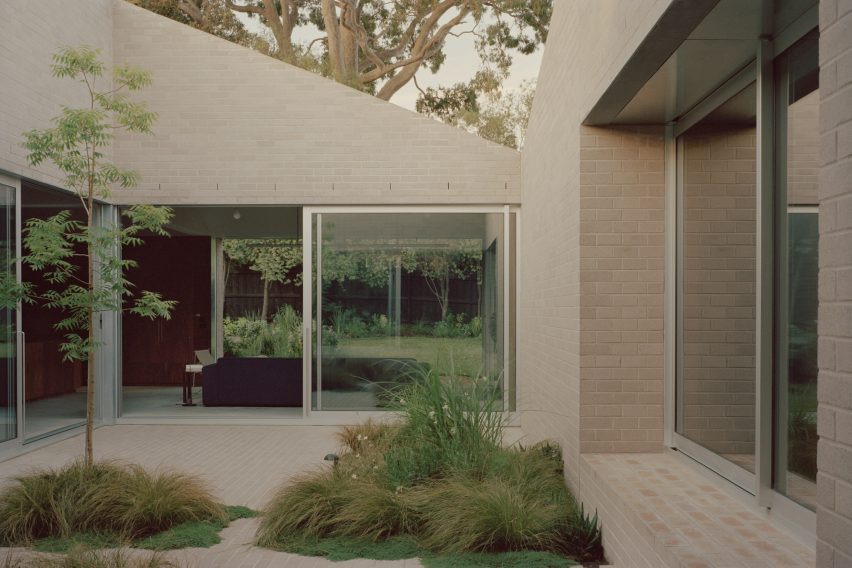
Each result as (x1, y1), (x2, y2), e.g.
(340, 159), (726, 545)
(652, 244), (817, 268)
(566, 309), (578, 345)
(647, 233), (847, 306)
(256, 368), (606, 566)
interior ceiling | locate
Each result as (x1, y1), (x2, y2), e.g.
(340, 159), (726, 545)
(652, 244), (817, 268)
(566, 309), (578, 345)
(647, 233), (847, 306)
(321, 213), (493, 245)
(21, 181), (83, 208)
(165, 206), (301, 239)
(692, 82), (757, 129)
(607, 0), (817, 125)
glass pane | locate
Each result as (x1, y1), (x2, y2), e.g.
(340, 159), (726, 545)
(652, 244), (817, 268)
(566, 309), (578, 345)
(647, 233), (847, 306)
(22, 183), (86, 439)
(120, 205), (303, 419)
(678, 82), (757, 473)
(776, 32), (819, 510)
(0, 184), (16, 443)
(313, 212), (505, 411)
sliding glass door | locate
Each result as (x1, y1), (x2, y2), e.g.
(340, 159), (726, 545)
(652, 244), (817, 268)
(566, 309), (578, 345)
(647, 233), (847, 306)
(306, 209), (512, 413)
(0, 183), (17, 444)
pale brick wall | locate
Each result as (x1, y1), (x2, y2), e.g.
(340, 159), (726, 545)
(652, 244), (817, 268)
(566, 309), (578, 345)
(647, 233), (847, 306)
(109, 0), (519, 206)
(579, 126), (665, 453)
(0, 0), (114, 188)
(520, 0), (672, 490)
(681, 127), (757, 460)
(816, 1), (852, 566)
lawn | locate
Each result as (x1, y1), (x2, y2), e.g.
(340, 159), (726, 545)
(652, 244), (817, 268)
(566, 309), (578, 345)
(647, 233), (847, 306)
(328, 335), (484, 378)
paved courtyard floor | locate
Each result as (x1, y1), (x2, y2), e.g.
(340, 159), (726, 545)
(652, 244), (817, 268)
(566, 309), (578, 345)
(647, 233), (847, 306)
(0, 425), (425, 567)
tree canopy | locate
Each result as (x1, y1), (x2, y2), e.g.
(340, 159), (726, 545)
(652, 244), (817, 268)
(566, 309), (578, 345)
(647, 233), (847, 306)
(321, 240), (482, 320)
(224, 239), (302, 320)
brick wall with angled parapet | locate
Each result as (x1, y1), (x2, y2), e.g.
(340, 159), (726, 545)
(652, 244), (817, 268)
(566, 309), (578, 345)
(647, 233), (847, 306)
(109, 0), (520, 206)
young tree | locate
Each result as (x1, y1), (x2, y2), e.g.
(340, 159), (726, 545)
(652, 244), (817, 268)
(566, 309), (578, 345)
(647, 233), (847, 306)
(224, 239), (302, 320)
(408, 243), (482, 321)
(6, 46), (176, 466)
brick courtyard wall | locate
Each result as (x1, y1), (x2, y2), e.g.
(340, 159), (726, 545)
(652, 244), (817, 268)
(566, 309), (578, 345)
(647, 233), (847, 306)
(681, 127), (757, 460)
(816, 1), (852, 566)
(0, 0), (114, 187)
(520, 0), (672, 490)
(578, 126), (665, 453)
(110, 0), (520, 206)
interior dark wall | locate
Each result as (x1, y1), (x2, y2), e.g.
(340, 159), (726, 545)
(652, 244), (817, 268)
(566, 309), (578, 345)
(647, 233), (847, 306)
(122, 236), (211, 386)
(22, 205), (86, 401)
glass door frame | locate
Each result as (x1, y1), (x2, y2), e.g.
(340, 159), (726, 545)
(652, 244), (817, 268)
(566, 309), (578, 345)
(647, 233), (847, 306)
(0, 173), (22, 454)
(663, 11), (819, 537)
(301, 205), (518, 420)
(668, 59), (759, 495)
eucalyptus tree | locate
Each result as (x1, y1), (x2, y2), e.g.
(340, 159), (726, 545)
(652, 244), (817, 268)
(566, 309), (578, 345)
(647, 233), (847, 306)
(135, 0), (551, 101)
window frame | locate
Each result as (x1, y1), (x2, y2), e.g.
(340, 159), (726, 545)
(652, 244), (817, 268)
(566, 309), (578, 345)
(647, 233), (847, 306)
(664, 19), (819, 537)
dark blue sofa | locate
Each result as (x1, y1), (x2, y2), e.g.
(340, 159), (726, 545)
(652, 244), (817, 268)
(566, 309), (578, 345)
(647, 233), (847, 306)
(201, 357), (302, 407)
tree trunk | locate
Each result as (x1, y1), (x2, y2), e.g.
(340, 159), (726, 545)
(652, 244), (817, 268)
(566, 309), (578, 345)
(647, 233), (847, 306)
(376, 60), (421, 100)
(321, 0), (345, 82)
(261, 279), (270, 321)
(85, 177), (95, 467)
(440, 273), (450, 321)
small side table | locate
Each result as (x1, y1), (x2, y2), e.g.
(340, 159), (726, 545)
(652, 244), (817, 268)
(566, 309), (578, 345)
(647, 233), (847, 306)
(183, 364), (202, 406)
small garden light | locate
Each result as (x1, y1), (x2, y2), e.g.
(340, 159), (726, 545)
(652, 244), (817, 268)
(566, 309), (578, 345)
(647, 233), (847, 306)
(324, 453), (339, 466)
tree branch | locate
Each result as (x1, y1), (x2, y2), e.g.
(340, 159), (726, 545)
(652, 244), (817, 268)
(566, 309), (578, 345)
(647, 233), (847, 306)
(224, 0), (262, 15)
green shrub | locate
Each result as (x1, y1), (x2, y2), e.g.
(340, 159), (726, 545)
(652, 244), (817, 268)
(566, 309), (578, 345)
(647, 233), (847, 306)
(413, 478), (567, 553)
(222, 313), (266, 356)
(0, 461), (226, 545)
(8, 547), (180, 568)
(256, 471), (347, 545)
(402, 320), (432, 337)
(223, 306), (303, 358)
(391, 367), (504, 478)
(468, 315), (483, 338)
(384, 442), (442, 488)
(555, 503), (604, 564)
(258, 472), (415, 546)
(331, 308), (368, 339)
(336, 419), (398, 455)
(432, 313), (482, 339)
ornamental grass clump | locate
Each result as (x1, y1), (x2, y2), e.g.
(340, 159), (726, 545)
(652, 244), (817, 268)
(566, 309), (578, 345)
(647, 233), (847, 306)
(257, 367), (605, 564)
(0, 461), (226, 546)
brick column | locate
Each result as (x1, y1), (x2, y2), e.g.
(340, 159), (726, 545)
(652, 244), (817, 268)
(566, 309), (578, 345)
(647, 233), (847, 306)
(816, 1), (852, 566)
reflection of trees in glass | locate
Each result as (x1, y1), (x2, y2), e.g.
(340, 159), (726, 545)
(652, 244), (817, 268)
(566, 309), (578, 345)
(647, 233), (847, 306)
(788, 213), (818, 384)
(321, 240), (482, 321)
(223, 239), (301, 321)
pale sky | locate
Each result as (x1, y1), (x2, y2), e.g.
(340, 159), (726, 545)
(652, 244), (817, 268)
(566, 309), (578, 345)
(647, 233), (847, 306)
(236, 12), (544, 112)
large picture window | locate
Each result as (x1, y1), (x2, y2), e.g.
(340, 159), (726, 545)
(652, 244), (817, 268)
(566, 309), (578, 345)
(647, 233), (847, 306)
(306, 209), (514, 413)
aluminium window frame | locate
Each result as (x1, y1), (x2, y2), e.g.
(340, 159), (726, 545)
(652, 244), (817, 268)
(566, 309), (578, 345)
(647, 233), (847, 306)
(664, 19), (819, 538)
(302, 205), (519, 422)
